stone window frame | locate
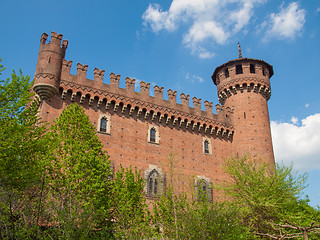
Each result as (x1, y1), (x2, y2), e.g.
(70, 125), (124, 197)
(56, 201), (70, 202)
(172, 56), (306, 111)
(203, 137), (212, 155)
(148, 125), (160, 144)
(195, 176), (212, 202)
(97, 113), (111, 135)
(144, 165), (165, 198)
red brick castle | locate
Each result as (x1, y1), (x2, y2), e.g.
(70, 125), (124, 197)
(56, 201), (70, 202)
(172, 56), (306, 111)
(33, 31), (275, 199)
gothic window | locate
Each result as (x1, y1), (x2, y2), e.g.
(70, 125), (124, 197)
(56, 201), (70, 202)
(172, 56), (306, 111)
(148, 169), (160, 196)
(97, 114), (111, 134)
(150, 127), (156, 143)
(203, 138), (212, 155)
(236, 64), (243, 74)
(148, 125), (159, 144)
(195, 177), (212, 202)
(250, 64), (255, 73)
(262, 68), (266, 76)
(145, 166), (165, 198)
(224, 68), (229, 78)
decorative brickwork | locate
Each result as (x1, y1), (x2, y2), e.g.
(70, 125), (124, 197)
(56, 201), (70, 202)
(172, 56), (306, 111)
(33, 32), (275, 200)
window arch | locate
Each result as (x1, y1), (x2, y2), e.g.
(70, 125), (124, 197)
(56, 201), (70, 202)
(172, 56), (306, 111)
(203, 138), (212, 155)
(148, 125), (160, 144)
(97, 114), (111, 134)
(145, 165), (165, 198)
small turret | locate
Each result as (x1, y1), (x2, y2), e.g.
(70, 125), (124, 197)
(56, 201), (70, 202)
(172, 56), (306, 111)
(212, 48), (275, 165)
(33, 31), (68, 100)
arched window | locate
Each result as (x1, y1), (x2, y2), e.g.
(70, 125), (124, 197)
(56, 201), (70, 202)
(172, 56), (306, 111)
(100, 117), (107, 132)
(204, 140), (209, 154)
(195, 178), (212, 202)
(97, 114), (111, 134)
(148, 125), (159, 144)
(150, 128), (156, 143)
(236, 64), (243, 74)
(203, 138), (212, 155)
(224, 68), (229, 78)
(148, 169), (160, 197)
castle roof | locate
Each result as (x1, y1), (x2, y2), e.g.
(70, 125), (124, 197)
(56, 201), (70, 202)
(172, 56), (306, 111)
(211, 58), (274, 85)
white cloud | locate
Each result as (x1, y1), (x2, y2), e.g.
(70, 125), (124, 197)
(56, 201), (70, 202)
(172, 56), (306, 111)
(271, 113), (320, 170)
(265, 2), (306, 40)
(185, 72), (205, 83)
(291, 116), (298, 124)
(305, 103), (310, 108)
(142, 0), (265, 58)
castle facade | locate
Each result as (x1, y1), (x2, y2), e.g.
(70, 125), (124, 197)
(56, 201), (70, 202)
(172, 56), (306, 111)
(33, 31), (275, 199)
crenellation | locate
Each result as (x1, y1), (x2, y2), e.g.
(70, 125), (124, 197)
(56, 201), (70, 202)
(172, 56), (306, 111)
(180, 93), (189, 107)
(125, 77), (135, 92)
(62, 59), (72, 75)
(110, 73), (120, 87)
(40, 32), (48, 44)
(50, 31), (63, 46)
(204, 101), (213, 114)
(167, 89), (177, 105)
(94, 68), (105, 84)
(192, 97), (201, 114)
(154, 85), (164, 100)
(140, 81), (150, 96)
(77, 63), (88, 80)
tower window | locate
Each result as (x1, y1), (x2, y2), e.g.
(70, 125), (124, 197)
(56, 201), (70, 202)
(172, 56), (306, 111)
(236, 64), (243, 74)
(262, 68), (266, 76)
(250, 64), (255, 73)
(224, 68), (229, 78)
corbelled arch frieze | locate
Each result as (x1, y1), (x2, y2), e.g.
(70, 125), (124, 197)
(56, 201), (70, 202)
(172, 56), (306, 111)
(59, 81), (235, 140)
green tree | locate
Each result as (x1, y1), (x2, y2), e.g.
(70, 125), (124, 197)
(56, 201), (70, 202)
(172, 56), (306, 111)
(152, 154), (253, 239)
(44, 103), (113, 239)
(219, 155), (320, 239)
(112, 166), (152, 239)
(0, 59), (47, 239)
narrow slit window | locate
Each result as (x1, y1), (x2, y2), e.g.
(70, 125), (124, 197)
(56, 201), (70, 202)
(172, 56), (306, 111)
(150, 128), (156, 142)
(224, 68), (229, 78)
(100, 118), (107, 132)
(204, 140), (209, 154)
(250, 64), (255, 73)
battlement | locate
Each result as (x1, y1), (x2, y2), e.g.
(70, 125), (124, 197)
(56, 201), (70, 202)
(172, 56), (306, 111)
(59, 58), (234, 138)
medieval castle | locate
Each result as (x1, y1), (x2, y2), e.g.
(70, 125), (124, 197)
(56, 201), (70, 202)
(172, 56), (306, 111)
(33, 31), (275, 199)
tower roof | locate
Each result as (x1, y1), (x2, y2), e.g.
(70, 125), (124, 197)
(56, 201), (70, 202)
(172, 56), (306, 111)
(211, 58), (274, 85)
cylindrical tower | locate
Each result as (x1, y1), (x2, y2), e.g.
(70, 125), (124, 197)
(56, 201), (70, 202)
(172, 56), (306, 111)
(33, 31), (68, 100)
(212, 53), (275, 165)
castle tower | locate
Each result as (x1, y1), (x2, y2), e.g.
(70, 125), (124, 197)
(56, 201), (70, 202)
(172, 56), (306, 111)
(33, 31), (68, 100)
(212, 47), (275, 165)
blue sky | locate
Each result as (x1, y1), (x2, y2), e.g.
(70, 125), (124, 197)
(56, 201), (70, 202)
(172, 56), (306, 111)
(1, 0), (319, 207)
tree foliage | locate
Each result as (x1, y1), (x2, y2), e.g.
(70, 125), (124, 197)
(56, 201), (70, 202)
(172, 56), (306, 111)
(44, 103), (114, 239)
(0, 59), (47, 239)
(219, 155), (320, 239)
